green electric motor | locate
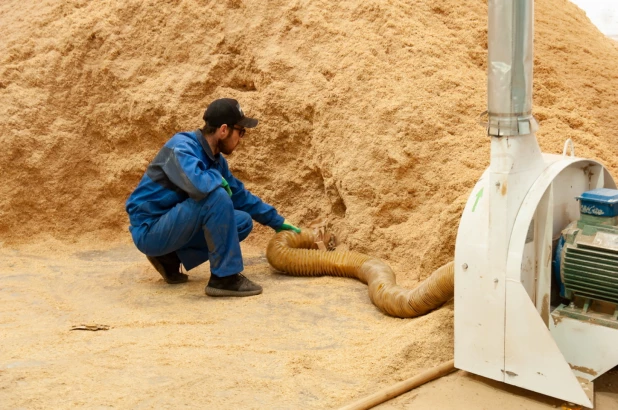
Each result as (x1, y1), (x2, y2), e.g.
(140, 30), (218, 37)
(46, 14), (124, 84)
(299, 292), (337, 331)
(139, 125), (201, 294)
(560, 188), (618, 305)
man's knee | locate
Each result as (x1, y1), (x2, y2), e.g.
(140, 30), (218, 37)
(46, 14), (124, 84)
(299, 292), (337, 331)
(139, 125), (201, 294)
(195, 189), (234, 224)
(198, 187), (233, 209)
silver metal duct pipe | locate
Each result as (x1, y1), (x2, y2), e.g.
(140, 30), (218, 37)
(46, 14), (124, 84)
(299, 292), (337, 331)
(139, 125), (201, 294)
(487, 0), (538, 137)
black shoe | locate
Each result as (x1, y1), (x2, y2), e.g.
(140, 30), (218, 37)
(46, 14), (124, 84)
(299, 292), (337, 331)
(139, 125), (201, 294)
(146, 252), (188, 284)
(205, 273), (263, 297)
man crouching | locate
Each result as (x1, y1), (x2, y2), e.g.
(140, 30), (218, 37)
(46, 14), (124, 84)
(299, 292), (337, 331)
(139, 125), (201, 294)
(125, 98), (300, 296)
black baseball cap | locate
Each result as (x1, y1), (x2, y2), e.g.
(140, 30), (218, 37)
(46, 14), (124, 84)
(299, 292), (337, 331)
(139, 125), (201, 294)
(203, 98), (258, 128)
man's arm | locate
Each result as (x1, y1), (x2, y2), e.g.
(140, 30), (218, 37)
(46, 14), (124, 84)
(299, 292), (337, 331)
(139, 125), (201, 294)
(159, 142), (224, 201)
(224, 169), (284, 230)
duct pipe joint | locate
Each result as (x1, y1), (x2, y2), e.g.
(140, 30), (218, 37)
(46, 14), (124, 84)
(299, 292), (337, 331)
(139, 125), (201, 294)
(484, 111), (539, 137)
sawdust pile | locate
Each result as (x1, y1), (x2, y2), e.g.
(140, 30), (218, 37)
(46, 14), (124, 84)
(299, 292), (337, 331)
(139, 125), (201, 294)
(1, 0), (617, 281)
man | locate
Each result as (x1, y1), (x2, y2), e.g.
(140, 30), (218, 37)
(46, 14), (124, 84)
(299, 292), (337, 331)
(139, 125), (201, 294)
(125, 98), (300, 297)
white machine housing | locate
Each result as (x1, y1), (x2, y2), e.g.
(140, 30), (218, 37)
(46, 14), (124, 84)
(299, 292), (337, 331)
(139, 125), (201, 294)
(455, 142), (618, 407)
(453, 0), (618, 407)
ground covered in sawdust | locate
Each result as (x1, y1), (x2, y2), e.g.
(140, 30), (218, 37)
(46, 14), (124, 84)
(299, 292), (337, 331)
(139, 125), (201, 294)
(1, 0), (618, 408)
(0, 237), (455, 409)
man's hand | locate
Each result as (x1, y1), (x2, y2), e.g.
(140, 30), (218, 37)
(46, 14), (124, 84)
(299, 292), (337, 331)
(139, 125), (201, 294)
(221, 177), (233, 197)
(277, 219), (301, 234)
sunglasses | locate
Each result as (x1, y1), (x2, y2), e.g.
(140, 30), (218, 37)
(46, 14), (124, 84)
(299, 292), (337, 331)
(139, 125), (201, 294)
(232, 126), (246, 138)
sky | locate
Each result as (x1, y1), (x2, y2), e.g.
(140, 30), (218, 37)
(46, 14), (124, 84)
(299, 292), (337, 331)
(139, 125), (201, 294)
(570, 0), (618, 39)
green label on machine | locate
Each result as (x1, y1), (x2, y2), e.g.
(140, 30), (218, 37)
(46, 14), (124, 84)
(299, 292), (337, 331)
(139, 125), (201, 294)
(472, 187), (484, 212)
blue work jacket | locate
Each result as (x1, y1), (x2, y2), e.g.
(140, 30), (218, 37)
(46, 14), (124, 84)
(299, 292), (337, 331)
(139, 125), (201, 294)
(125, 129), (284, 231)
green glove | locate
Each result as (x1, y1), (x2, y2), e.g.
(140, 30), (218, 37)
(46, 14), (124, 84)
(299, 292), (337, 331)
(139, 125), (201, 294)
(277, 219), (301, 234)
(221, 177), (232, 197)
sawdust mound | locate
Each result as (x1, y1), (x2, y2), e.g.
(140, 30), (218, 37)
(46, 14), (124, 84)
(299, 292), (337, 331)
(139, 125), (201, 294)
(1, 0), (617, 280)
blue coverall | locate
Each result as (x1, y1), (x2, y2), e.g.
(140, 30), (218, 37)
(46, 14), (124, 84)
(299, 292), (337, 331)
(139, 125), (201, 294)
(125, 130), (284, 277)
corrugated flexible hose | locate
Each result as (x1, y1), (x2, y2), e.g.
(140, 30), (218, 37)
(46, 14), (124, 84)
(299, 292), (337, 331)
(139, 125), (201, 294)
(266, 231), (454, 318)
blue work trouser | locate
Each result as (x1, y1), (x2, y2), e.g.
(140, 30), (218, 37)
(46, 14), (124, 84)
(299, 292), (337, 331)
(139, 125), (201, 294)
(130, 189), (252, 277)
